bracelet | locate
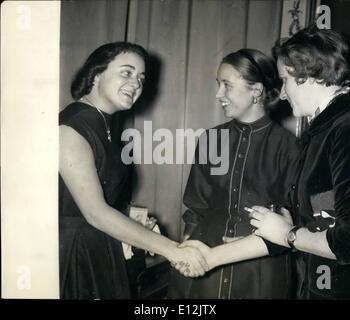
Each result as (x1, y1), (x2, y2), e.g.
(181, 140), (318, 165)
(286, 225), (302, 251)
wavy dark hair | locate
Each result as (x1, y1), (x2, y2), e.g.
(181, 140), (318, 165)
(222, 48), (282, 108)
(71, 42), (149, 100)
(273, 24), (350, 87)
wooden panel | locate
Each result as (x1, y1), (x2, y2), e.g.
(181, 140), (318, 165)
(186, 0), (249, 132)
(323, 0), (350, 37)
(246, 0), (283, 55)
(131, 0), (190, 239)
(60, 0), (128, 109)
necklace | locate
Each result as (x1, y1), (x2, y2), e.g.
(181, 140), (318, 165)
(80, 97), (112, 142)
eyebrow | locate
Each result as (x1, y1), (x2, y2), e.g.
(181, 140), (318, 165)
(120, 64), (145, 75)
(222, 80), (233, 86)
(120, 64), (135, 69)
(216, 78), (231, 83)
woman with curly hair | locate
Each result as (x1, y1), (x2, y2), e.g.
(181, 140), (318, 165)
(249, 25), (350, 299)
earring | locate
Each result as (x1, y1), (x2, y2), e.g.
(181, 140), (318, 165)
(253, 96), (258, 104)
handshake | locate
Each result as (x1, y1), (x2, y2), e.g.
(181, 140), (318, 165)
(170, 239), (212, 278)
(170, 235), (244, 277)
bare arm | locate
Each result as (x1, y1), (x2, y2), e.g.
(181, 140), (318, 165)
(59, 125), (208, 274)
(179, 235), (268, 272)
(209, 235), (268, 268)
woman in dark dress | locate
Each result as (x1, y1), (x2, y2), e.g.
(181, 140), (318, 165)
(59, 42), (208, 299)
(169, 49), (300, 299)
(249, 26), (350, 299)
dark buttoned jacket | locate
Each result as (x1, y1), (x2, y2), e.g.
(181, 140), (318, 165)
(181, 115), (300, 298)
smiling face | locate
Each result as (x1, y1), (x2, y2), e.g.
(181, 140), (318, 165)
(95, 52), (145, 112)
(216, 63), (264, 122)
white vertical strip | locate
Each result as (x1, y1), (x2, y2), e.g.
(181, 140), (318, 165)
(1, 1), (60, 298)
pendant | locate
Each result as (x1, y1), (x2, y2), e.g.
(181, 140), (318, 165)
(107, 130), (112, 142)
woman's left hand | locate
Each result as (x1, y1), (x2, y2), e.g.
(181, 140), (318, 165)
(247, 206), (293, 247)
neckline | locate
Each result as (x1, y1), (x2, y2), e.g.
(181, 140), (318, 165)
(77, 101), (112, 142)
(77, 101), (112, 123)
(232, 114), (271, 132)
(308, 92), (350, 135)
(308, 88), (350, 124)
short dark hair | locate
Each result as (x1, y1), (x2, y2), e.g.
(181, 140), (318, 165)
(71, 42), (149, 100)
(273, 25), (350, 87)
(222, 48), (282, 108)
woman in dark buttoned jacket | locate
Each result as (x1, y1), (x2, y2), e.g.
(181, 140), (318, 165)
(249, 25), (350, 299)
(168, 48), (300, 299)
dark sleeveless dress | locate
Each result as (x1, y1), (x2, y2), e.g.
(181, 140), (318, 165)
(59, 102), (132, 299)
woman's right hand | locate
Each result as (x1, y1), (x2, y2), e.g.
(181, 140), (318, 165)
(168, 242), (209, 277)
(178, 240), (214, 272)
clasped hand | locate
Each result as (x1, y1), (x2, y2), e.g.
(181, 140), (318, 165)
(170, 240), (211, 278)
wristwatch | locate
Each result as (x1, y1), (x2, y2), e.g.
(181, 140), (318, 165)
(286, 226), (302, 251)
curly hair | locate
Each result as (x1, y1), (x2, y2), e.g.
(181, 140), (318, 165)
(71, 42), (149, 100)
(273, 25), (350, 87)
(222, 48), (282, 109)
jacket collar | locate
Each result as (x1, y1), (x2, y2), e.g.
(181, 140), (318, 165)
(232, 114), (272, 132)
(307, 92), (350, 136)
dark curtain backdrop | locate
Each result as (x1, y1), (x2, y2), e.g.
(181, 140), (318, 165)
(60, 0), (283, 240)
